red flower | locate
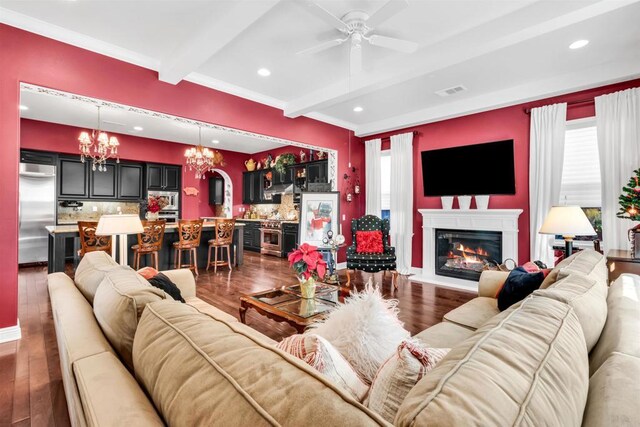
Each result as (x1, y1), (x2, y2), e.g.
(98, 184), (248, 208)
(288, 243), (328, 280)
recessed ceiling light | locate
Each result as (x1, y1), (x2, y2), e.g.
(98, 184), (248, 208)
(212, 139), (220, 144)
(569, 39), (589, 49)
(353, 106), (363, 112)
(133, 126), (143, 131)
(19, 105), (29, 111)
(257, 68), (271, 77)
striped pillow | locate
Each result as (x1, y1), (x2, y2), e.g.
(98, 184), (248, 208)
(366, 339), (450, 422)
(277, 334), (369, 401)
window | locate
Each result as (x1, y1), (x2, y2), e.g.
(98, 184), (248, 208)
(558, 118), (602, 243)
(380, 150), (390, 220)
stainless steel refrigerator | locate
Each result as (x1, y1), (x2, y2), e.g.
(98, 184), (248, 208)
(19, 163), (56, 264)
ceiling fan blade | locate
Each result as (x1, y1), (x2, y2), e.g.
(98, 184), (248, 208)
(297, 38), (345, 56)
(366, 0), (409, 28)
(350, 43), (363, 75)
(302, 0), (350, 32)
(368, 34), (418, 53)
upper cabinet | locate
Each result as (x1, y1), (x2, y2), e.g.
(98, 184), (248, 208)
(209, 176), (224, 205)
(147, 164), (181, 191)
(242, 170), (263, 204)
(89, 162), (117, 199)
(58, 156), (89, 199)
(117, 163), (144, 200)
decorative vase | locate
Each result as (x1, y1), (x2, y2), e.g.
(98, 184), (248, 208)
(299, 276), (316, 299)
(441, 196), (454, 210)
(458, 195), (472, 210)
(475, 195), (490, 210)
(146, 211), (159, 221)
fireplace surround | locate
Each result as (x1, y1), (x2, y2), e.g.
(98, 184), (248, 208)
(413, 209), (523, 291)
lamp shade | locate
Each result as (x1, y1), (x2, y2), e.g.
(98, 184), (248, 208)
(539, 206), (597, 237)
(96, 214), (144, 236)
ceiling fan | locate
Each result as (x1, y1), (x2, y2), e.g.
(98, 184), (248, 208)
(298, 0), (418, 75)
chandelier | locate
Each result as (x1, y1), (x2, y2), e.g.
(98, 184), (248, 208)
(184, 127), (224, 179)
(78, 106), (120, 171)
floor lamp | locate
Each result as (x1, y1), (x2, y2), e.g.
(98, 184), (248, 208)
(96, 214), (144, 266)
(539, 206), (597, 257)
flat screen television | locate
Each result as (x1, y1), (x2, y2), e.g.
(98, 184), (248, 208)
(421, 140), (516, 196)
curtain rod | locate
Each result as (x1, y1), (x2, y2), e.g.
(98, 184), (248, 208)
(364, 131), (420, 142)
(524, 98), (594, 114)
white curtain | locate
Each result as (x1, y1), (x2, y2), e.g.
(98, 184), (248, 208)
(529, 103), (567, 267)
(390, 132), (414, 275)
(596, 87), (640, 251)
(365, 139), (382, 216)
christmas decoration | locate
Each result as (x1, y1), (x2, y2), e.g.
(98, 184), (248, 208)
(617, 169), (640, 221)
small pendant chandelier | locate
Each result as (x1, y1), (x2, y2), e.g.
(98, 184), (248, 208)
(184, 127), (224, 179)
(78, 106), (120, 171)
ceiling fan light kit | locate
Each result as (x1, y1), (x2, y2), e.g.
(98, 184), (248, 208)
(299, 0), (418, 75)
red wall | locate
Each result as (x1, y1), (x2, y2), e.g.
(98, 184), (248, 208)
(370, 79), (640, 269)
(20, 119), (252, 218)
(0, 24), (363, 329)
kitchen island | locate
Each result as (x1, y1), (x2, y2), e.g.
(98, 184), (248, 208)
(46, 221), (245, 273)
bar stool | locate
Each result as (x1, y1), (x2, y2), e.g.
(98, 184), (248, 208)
(206, 218), (236, 273)
(132, 220), (166, 270)
(173, 219), (204, 276)
(78, 221), (112, 257)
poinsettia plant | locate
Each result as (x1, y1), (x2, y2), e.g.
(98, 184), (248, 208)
(288, 243), (327, 281)
(143, 195), (169, 213)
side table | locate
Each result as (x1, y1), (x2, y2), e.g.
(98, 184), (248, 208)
(606, 249), (640, 282)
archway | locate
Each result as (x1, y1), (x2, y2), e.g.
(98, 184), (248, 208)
(211, 168), (233, 218)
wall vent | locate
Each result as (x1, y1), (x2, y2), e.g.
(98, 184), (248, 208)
(435, 85), (467, 97)
(102, 120), (126, 127)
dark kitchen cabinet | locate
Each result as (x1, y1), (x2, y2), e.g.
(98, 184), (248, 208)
(209, 176), (224, 205)
(238, 220), (261, 252)
(89, 162), (117, 199)
(306, 160), (328, 184)
(282, 222), (299, 258)
(146, 164), (181, 191)
(58, 156), (89, 199)
(117, 163), (144, 200)
(242, 171), (263, 204)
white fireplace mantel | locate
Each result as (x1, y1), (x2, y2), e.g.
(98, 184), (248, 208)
(412, 209), (523, 292)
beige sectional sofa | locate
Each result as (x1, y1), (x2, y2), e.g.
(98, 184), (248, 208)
(48, 250), (640, 426)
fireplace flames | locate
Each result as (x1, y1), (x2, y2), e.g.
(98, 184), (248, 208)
(446, 243), (490, 271)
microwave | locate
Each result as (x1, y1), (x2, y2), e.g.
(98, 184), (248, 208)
(147, 191), (179, 211)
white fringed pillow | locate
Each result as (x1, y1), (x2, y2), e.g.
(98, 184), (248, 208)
(306, 280), (410, 383)
(366, 339), (449, 422)
(276, 334), (369, 401)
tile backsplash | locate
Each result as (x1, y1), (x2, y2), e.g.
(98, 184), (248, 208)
(57, 200), (140, 224)
(250, 194), (298, 220)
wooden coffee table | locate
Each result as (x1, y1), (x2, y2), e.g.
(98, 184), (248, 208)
(239, 283), (343, 333)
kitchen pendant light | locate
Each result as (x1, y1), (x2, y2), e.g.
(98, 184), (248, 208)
(184, 127), (225, 179)
(78, 106), (120, 172)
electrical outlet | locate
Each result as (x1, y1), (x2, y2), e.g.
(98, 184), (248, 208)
(92, 206), (98, 212)
(116, 206), (121, 212)
(342, 214), (346, 221)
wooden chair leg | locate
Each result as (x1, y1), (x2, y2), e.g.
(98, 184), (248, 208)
(153, 252), (158, 270)
(192, 248), (199, 277)
(214, 246), (218, 274)
(346, 269), (351, 286)
(207, 245), (212, 272)
(227, 245), (232, 272)
(393, 270), (399, 289)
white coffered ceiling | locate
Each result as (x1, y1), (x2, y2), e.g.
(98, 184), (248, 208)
(2, 0), (639, 136)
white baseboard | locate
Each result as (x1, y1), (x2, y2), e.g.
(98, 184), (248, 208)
(0, 320), (21, 343)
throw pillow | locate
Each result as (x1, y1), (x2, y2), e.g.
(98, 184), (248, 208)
(306, 279), (410, 383)
(148, 273), (185, 303)
(137, 266), (159, 280)
(276, 334), (369, 401)
(356, 230), (384, 254)
(367, 339), (450, 423)
(497, 267), (545, 311)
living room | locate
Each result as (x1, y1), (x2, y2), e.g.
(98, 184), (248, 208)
(1, 1), (640, 426)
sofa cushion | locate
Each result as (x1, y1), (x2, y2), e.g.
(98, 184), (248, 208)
(442, 297), (498, 330)
(132, 301), (388, 426)
(540, 249), (605, 289)
(93, 268), (167, 370)
(395, 296), (589, 427)
(534, 272), (607, 352)
(74, 351), (164, 426)
(589, 274), (640, 375)
(412, 322), (475, 348)
(73, 250), (121, 304)
(583, 352), (640, 427)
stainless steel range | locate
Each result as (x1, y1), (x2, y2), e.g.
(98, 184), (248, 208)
(260, 220), (283, 257)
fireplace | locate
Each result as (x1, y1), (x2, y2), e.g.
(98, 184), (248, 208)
(435, 229), (502, 281)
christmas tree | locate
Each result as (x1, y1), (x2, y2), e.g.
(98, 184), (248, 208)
(617, 168), (640, 221)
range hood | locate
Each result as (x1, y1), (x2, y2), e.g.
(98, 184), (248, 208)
(263, 183), (294, 196)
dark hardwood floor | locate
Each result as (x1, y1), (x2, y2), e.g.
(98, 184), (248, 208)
(1, 252), (474, 426)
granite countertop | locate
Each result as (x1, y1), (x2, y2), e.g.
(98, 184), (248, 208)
(234, 218), (299, 224)
(46, 221), (246, 234)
